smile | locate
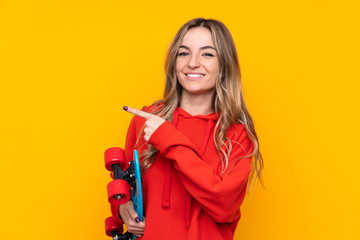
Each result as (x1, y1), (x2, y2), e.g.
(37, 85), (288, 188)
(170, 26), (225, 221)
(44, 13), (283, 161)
(185, 73), (205, 78)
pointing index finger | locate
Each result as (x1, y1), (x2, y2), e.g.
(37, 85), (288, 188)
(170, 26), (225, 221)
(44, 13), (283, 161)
(124, 106), (152, 120)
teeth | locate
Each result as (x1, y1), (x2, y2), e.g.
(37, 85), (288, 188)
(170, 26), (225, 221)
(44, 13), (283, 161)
(187, 74), (204, 77)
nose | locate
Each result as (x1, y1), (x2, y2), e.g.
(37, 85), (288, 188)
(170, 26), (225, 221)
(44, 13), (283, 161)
(188, 54), (200, 68)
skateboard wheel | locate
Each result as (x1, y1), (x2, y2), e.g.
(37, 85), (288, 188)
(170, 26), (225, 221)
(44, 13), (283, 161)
(105, 216), (123, 236)
(105, 147), (126, 171)
(107, 179), (130, 205)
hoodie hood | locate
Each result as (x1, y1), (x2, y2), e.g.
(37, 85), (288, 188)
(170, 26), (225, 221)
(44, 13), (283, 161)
(172, 107), (218, 155)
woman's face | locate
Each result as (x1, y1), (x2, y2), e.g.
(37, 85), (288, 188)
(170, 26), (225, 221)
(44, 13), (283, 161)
(176, 27), (219, 98)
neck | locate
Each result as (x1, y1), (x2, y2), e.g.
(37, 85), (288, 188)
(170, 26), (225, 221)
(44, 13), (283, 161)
(179, 90), (214, 116)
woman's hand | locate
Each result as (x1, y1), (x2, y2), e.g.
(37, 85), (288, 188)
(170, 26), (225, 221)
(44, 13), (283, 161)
(123, 106), (165, 142)
(119, 201), (146, 237)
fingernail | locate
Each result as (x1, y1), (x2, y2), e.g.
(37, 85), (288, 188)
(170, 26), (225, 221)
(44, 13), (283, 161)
(123, 106), (128, 111)
(135, 217), (140, 223)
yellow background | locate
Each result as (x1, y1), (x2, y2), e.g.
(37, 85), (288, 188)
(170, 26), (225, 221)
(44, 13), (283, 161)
(1, 0), (359, 239)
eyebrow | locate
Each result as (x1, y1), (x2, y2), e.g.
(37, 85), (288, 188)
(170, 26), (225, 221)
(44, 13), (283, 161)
(179, 45), (217, 51)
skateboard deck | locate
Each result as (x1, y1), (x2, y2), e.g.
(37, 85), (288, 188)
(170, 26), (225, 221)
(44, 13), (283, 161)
(132, 150), (143, 224)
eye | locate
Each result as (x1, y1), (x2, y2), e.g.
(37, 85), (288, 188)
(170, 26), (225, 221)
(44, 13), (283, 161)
(203, 53), (214, 57)
(178, 52), (189, 56)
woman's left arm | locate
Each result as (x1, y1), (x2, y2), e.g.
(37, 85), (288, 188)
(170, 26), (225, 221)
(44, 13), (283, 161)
(124, 106), (253, 223)
(149, 121), (254, 223)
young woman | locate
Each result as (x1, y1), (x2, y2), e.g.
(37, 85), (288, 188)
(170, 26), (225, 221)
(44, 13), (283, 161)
(111, 18), (263, 240)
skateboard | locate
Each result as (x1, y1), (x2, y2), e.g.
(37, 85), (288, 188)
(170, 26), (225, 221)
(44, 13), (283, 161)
(104, 147), (143, 240)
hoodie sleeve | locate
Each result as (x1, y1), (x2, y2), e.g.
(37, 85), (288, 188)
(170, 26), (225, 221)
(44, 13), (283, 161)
(148, 121), (254, 223)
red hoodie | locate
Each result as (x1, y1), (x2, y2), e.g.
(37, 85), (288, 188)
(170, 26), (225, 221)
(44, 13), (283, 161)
(111, 105), (254, 240)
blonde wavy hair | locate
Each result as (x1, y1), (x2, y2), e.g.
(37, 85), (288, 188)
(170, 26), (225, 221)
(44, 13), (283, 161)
(137, 18), (264, 187)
